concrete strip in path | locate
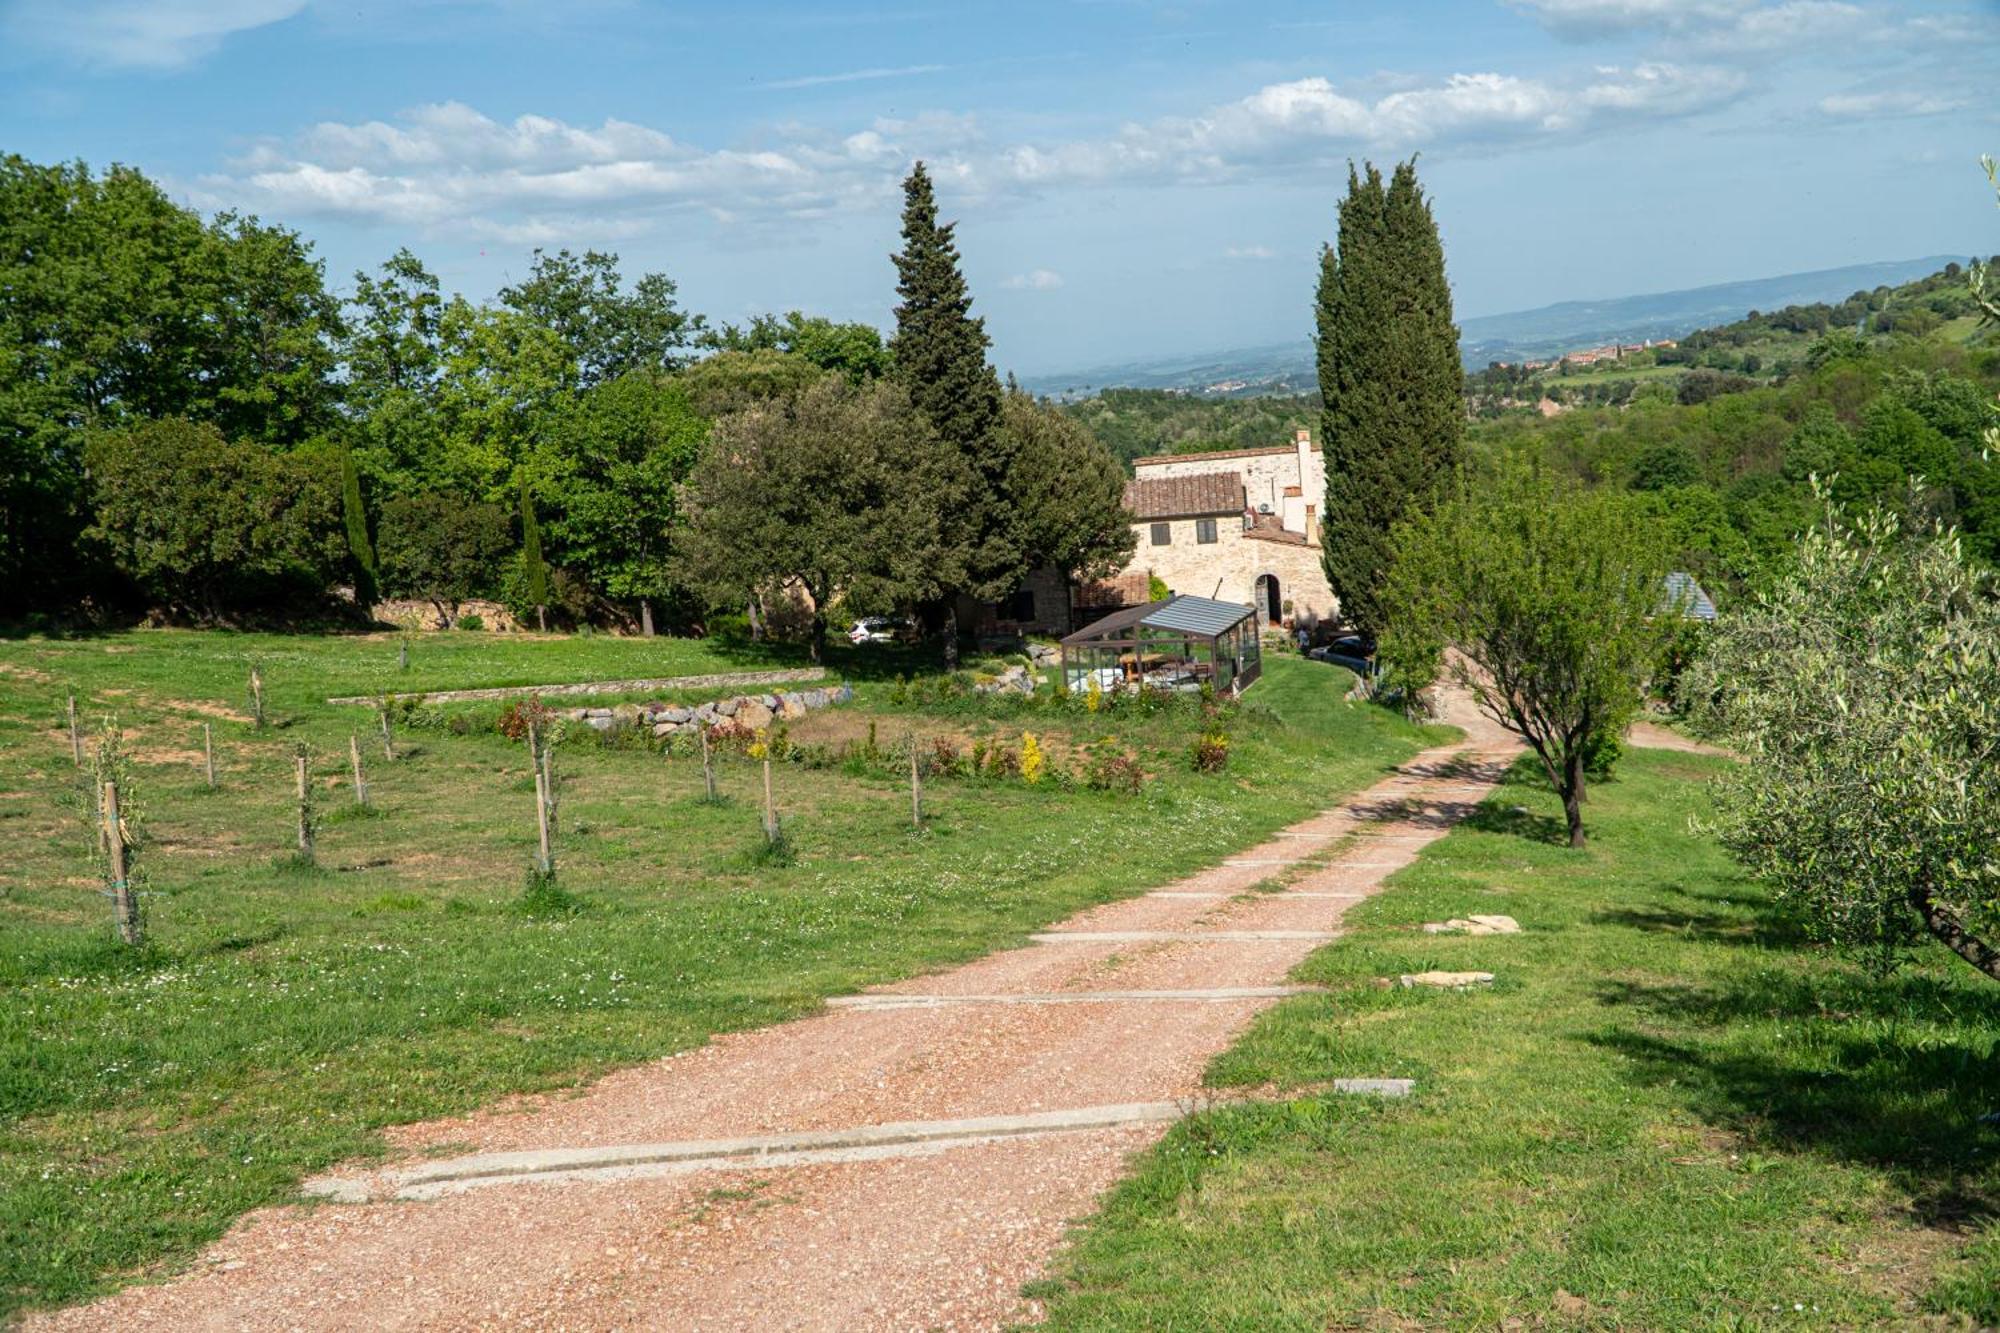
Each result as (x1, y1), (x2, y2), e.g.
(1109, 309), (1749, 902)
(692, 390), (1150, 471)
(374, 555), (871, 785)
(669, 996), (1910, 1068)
(827, 986), (1325, 1010)
(1031, 929), (1343, 943)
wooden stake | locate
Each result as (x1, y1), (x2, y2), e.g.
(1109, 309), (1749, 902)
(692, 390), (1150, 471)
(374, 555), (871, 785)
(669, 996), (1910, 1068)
(910, 737), (923, 829)
(379, 706), (395, 761)
(762, 755), (777, 843)
(295, 753), (313, 862)
(250, 667), (265, 729)
(398, 638), (409, 672)
(349, 733), (368, 808)
(103, 779), (139, 946)
(699, 723), (716, 802)
(67, 694), (82, 766)
(533, 767), (553, 873)
(203, 723), (216, 789)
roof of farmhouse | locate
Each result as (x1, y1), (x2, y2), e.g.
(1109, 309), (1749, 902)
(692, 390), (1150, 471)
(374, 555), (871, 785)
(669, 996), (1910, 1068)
(1123, 473), (1245, 520)
(1133, 442), (1321, 467)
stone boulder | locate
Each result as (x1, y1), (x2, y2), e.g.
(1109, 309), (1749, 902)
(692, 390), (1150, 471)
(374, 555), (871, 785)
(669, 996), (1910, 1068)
(1421, 914), (1521, 936)
(1397, 970), (1495, 989)
(736, 699), (773, 730)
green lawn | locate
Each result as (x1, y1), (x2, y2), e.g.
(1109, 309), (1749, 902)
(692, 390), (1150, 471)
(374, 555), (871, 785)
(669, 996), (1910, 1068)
(0, 632), (1443, 1319)
(1037, 748), (2000, 1330)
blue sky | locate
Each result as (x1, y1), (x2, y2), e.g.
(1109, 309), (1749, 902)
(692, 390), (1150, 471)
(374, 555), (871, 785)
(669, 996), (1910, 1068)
(3, 0), (1996, 373)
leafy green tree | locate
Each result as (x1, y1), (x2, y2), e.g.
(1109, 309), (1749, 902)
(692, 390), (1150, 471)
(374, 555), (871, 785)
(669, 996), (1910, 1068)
(430, 300), (571, 500)
(1630, 441), (1701, 491)
(676, 377), (963, 662)
(674, 349), (829, 419)
(83, 419), (344, 621)
(1000, 388), (1135, 590)
(706, 312), (891, 382)
(1689, 499), (2000, 982)
(341, 249), (445, 495)
(0, 155), (341, 607)
(1317, 159), (1463, 639)
(889, 162), (1019, 660)
(499, 248), (704, 388)
(533, 373), (707, 635)
(376, 493), (512, 628)
(1381, 464), (1670, 848)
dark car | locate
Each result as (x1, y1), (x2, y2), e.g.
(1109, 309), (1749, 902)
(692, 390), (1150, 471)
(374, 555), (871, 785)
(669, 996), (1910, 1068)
(1310, 634), (1377, 677)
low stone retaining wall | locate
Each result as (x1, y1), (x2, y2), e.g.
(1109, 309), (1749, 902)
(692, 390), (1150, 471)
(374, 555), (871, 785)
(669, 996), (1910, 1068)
(570, 682), (855, 737)
(327, 667), (826, 706)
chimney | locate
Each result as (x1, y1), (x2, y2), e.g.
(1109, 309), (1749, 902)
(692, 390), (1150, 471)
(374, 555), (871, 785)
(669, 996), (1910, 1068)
(1305, 503), (1318, 545)
(1294, 427), (1312, 497)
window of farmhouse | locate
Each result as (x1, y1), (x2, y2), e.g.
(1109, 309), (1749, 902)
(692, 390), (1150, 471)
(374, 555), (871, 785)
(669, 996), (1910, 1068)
(1011, 588), (1036, 621)
(1151, 522), (1172, 546)
(1196, 518), (1218, 544)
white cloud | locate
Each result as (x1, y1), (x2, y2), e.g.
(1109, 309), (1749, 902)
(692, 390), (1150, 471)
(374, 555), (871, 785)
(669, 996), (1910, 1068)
(1002, 268), (1065, 290)
(1818, 90), (1963, 118)
(1510, 0), (1971, 56)
(198, 62), (1748, 237)
(764, 64), (947, 91)
(4, 0), (306, 69)
(1225, 245), (1275, 260)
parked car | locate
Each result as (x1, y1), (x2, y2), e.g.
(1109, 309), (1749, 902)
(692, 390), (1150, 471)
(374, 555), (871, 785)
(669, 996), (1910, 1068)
(847, 615), (915, 645)
(1310, 634), (1377, 677)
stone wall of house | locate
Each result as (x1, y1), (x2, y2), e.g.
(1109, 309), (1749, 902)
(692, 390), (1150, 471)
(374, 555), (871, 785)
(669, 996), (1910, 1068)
(1134, 437), (1325, 533)
(1130, 515), (1338, 626)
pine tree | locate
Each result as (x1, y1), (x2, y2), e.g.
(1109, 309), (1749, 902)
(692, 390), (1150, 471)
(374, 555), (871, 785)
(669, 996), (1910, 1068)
(1317, 158), (1463, 640)
(889, 161), (1017, 664)
(519, 478), (549, 632)
(340, 449), (378, 609)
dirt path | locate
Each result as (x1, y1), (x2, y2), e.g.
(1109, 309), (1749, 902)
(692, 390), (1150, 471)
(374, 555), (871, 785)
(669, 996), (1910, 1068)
(34, 695), (1519, 1332)
(1627, 719), (1735, 757)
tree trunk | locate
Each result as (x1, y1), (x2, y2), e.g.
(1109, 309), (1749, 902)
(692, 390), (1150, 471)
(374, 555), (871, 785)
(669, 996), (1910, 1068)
(942, 606), (960, 670)
(1561, 747), (1587, 849)
(1909, 882), (2000, 982)
(809, 611), (826, 664)
(748, 598), (763, 641)
(536, 604), (547, 633)
(640, 598), (655, 638)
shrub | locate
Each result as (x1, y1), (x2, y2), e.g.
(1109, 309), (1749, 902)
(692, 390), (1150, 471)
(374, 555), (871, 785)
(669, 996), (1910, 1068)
(984, 740), (1021, 779)
(497, 696), (557, 742)
(456, 613), (485, 632)
(1190, 730), (1230, 774)
(929, 735), (967, 777)
(1086, 743), (1145, 795)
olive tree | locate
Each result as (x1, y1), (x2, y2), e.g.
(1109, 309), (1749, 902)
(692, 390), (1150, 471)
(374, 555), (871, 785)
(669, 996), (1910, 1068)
(1380, 464), (1671, 848)
(1687, 499), (2000, 982)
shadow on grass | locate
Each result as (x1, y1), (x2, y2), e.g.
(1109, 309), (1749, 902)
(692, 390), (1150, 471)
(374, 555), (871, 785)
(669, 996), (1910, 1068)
(1588, 880), (1812, 951)
(1460, 801), (1570, 846)
(1590, 970), (2000, 1232)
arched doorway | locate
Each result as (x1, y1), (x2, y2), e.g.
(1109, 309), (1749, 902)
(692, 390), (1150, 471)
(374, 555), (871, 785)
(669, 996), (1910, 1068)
(1254, 574), (1281, 628)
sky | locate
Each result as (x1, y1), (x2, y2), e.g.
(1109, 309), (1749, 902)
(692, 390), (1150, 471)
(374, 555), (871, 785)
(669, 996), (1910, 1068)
(2, 0), (1996, 375)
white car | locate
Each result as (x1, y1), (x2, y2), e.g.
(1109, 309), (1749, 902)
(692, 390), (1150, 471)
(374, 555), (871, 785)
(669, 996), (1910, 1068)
(847, 616), (913, 645)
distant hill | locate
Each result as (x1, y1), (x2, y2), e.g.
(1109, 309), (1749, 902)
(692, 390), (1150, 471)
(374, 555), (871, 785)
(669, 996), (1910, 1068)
(1022, 255), (1970, 399)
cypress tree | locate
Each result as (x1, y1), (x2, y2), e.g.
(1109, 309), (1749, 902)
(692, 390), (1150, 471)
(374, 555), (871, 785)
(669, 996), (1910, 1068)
(519, 478), (549, 632)
(1317, 157), (1463, 640)
(340, 449), (378, 609)
(889, 161), (1017, 664)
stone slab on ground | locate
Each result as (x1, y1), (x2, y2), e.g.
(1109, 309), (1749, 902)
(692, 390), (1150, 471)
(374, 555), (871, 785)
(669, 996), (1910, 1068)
(1422, 913), (1522, 936)
(1398, 970), (1497, 989)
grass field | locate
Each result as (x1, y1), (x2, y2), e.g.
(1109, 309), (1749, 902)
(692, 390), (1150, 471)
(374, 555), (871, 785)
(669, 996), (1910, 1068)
(0, 630), (1445, 1319)
(1035, 747), (2000, 1329)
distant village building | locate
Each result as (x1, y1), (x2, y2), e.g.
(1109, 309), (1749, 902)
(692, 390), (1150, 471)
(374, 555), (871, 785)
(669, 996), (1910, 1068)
(1113, 429), (1338, 631)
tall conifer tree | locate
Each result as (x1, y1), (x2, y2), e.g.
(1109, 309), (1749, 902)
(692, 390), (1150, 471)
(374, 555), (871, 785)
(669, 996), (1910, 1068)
(888, 162), (1017, 663)
(1317, 158), (1462, 639)
(340, 449), (378, 608)
(519, 478), (549, 632)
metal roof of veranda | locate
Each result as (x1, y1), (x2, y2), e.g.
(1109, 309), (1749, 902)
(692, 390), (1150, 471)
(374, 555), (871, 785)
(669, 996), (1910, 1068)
(1061, 594), (1256, 645)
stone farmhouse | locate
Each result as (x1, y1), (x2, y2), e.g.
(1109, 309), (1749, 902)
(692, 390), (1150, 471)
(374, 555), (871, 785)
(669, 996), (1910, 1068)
(971, 428), (1339, 641)
(1117, 429), (1338, 631)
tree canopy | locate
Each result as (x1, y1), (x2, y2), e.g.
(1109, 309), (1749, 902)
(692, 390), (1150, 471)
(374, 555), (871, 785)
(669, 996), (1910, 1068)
(1381, 464), (1671, 847)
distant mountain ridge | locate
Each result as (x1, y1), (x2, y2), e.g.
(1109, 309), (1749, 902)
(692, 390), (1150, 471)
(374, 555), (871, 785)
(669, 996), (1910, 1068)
(1021, 255), (1968, 400)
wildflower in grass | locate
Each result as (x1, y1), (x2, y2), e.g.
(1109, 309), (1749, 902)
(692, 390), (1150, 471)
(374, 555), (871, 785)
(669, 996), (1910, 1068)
(1021, 732), (1044, 785)
(1085, 678), (1103, 714)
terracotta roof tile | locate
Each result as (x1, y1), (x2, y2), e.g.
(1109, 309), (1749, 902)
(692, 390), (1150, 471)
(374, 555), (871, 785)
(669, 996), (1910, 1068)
(1123, 473), (1245, 519)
